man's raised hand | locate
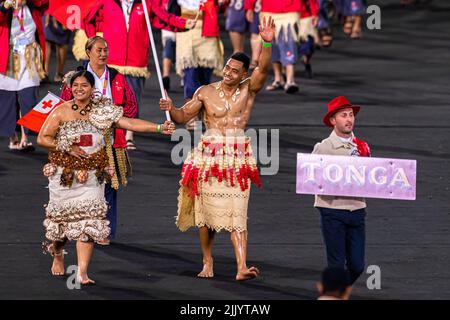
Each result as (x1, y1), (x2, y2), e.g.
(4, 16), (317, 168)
(259, 16), (276, 43)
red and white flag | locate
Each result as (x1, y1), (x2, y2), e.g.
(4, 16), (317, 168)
(17, 92), (64, 133)
(48, 0), (98, 31)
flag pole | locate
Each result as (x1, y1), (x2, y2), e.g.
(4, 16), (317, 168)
(141, 0), (171, 121)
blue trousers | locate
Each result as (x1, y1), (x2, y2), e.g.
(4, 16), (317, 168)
(183, 67), (213, 99)
(105, 183), (117, 239)
(319, 207), (366, 284)
(0, 87), (37, 137)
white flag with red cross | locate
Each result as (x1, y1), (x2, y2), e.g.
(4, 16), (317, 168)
(17, 92), (64, 133)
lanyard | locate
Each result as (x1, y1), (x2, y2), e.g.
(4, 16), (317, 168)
(102, 68), (109, 96)
(123, 0), (133, 15)
(13, 7), (25, 32)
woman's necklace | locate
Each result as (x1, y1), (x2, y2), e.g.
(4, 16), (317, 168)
(71, 101), (92, 116)
(215, 81), (240, 111)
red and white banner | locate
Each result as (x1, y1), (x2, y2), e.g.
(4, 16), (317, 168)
(48, 0), (98, 30)
(17, 92), (64, 133)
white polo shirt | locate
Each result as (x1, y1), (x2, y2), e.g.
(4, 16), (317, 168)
(87, 63), (113, 100)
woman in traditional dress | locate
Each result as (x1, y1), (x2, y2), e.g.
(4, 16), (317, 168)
(61, 36), (139, 245)
(37, 70), (175, 285)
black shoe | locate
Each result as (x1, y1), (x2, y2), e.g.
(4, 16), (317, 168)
(284, 82), (299, 94)
(163, 76), (170, 91)
(41, 75), (50, 84)
(305, 64), (313, 79)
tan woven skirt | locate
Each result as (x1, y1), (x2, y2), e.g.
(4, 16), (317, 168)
(177, 178), (250, 233)
(175, 8), (224, 77)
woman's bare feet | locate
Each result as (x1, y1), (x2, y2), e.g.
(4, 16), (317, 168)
(51, 252), (65, 276)
(197, 258), (214, 278)
(236, 266), (260, 281)
(42, 241), (66, 276)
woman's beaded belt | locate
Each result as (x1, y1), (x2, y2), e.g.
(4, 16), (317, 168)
(49, 148), (108, 171)
(47, 149), (110, 188)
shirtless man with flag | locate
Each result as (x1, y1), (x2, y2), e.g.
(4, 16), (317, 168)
(160, 15), (275, 281)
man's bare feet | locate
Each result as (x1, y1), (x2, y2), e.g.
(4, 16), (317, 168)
(77, 273), (96, 285)
(51, 252), (65, 276)
(197, 258), (214, 278)
(236, 266), (260, 281)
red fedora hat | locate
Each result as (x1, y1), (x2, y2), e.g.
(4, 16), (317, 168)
(323, 96), (360, 127)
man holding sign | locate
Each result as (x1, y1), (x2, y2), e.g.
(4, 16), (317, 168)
(312, 96), (371, 285)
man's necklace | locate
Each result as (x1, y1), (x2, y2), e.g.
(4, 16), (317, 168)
(215, 81), (240, 111)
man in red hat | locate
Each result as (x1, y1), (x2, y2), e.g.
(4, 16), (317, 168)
(312, 95), (371, 284)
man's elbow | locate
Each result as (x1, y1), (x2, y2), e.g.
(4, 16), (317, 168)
(171, 112), (189, 125)
(173, 117), (188, 125)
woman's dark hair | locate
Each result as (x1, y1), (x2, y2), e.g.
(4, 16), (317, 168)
(70, 70), (95, 87)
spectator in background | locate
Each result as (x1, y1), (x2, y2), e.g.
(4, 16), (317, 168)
(0, 0), (47, 151)
(260, 0), (301, 94)
(298, 0), (319, 79)
(42, 13), (72, 83)
(244, 0), (262, 70)
(75, 0), (195, 149)
(226, 0), (262, 69)
(161, 0), (179, 92)
(338, 0), (366, 39)
(317, 0), (333, 47)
